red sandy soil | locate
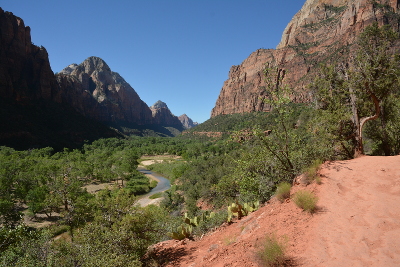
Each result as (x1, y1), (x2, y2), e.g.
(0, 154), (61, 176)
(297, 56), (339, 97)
(148, 155), (400, 266)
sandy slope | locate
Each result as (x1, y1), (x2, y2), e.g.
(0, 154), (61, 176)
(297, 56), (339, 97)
(149, 155), (400, 266)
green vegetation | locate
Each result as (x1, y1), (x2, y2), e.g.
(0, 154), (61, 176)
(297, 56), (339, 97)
(324, 4), (347, 14)
(302, 17), (339, 32)
(293, 191), (319, 213)
(1, 23), (400, 266)
(168, 211), (217, 240)
(256, 234), (287, 267)
(227, 201), (259, 223)
(303, 159), (323, 184)
(149, 192), (162, 199)
(275, 182), (292, 202)
(310, 23), (400, 157)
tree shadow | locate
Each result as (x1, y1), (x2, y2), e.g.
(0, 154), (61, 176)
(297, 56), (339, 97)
(324, 161), (353, 171)
(143, 245), (197, 266)
(312, 205), (329, 215)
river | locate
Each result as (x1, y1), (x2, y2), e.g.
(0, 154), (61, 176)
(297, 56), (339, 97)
(135, 166), (171, 206)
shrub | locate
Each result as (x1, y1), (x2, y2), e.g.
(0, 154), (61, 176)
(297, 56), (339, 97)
(275, 182), (292, 202)
(293, 190), (318, 213)
(150, 180), (158, 189)
(256, 234), (286, 267)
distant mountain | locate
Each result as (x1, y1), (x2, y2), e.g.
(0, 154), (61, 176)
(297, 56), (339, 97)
(150, 100), (184, 129)
(211, 0), (400, 117)
(178, 114), (198, 129)
(0, 8), (196, 148)
(57, 56), (153, 125)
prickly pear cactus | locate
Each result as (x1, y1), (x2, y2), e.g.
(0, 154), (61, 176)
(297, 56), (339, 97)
(168, 224), (193, 240)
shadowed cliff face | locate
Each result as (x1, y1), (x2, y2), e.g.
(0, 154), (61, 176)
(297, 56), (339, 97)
(178, 114), (198, 129)
(211, 0), (400, 118)
(0, 8), (151, 128)
(0, 8), (123, 150)
(0, 8), (59, 102)
(57, 57), (154, 125)
(150, 100), (183, 128)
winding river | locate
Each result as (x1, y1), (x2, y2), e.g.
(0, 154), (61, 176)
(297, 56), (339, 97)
(136, 166), (171, 207)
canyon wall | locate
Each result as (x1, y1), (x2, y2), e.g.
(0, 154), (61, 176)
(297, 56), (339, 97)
(211, 0), (400, 117)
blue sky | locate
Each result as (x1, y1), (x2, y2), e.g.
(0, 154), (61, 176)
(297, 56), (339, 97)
(2, 0), (305, 123)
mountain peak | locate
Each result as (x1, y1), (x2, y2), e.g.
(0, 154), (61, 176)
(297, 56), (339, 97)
(178, 114), (198, 129)
(81, 56), (111, 74)
(150, 100), (169, 110)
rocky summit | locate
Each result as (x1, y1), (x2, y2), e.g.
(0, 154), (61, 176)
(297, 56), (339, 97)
(57, 57), (153, 125)
(150, 100), (183, 127)
(178, 114), (198, 129)
(211, 0), (400, 117)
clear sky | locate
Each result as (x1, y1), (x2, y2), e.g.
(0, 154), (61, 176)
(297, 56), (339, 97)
(2, 0), (305, 123)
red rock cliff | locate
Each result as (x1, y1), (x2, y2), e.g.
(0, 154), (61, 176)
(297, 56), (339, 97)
(211, 0), (400, 117)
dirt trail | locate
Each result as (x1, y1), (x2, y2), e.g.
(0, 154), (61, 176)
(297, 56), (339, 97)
(302, 155), (400, 266)
(150, 155), (400, 266)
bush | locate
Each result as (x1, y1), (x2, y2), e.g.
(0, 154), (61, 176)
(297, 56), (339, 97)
(125, 171), (151, 195)
(275, 182), (292, 202)
(293, 190), (318, 213)
(150, 180), (158, 189)
(256, 234), (286, 267)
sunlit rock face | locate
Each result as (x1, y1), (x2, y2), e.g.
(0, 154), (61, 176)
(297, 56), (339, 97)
(211, 0), (400, 118)
(57, 56), (153, 125)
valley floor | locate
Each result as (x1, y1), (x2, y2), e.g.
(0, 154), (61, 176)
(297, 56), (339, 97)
(150, 155), (400, 266)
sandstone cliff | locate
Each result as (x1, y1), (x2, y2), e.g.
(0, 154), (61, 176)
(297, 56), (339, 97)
(57, 57), (153, 125)
(211, 0), (400, 117)
(178, 114), (198, 129)
(150, 100), (183, 128)
(0, 8), (59, 102)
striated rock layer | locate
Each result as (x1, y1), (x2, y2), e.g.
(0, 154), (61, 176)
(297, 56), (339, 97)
(211, 0), (400, 117)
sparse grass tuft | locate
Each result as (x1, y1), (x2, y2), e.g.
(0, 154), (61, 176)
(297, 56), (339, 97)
(304, 159), (323, 184)
(256, 234), (286, 267)
(293, 190), (318, 213)
(275, 182), (292, 202)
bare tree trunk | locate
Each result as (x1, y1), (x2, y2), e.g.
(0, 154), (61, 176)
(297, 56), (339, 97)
(357, 85), (381, 157)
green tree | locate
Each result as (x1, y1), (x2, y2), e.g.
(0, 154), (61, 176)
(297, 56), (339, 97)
(311, 23), (400, 156)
